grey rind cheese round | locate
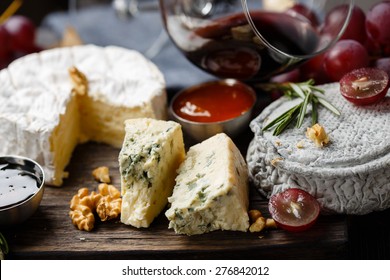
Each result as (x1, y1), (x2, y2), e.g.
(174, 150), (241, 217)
(246, 83), (390, 214)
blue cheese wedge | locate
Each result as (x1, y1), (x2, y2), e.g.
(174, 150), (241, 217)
(165, 133), (249, 235)
(119, 118), (185, 228)
(247, 83), (390, 215)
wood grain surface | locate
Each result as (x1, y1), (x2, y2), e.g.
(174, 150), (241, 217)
(1, 141), (349, 260)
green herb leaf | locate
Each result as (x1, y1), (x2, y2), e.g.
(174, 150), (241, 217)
(262, 104), (299, 131)
(260, 80), (340, 135)
(0, 232), (9, 257)
(296, 89), (311, 128)
(311, 99), (318, 125)
(315, 95), (341, 116)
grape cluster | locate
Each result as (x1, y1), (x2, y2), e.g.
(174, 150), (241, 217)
(273, 1), (390, 85)
(0, 15), (41, 69)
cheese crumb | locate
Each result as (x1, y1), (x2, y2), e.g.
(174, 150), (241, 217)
(92, 166), (111, 183)
(306, 123), (329, 147)
(296, 140), (305, 149)
(271, 157), (283, 167)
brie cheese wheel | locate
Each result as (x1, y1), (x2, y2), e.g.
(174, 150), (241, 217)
(119, 118), (185, 228)
(246, 83), (390, 215)
(0, 45), (167, 186)
(166, 133), (249, 235)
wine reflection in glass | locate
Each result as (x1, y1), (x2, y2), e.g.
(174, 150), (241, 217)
(159, 0), (354, 82)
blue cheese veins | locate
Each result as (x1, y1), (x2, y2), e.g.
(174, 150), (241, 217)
(119, 118), (185, 228)
(165, 133), (250, 235)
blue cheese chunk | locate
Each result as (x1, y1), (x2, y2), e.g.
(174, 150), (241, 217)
(119, 118), (185, 228)
(165, 133), (249, 235)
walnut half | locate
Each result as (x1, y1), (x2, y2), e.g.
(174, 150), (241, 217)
(96, 183), (122, 222)
(69, 66), (88, 96)
(306, 123), (329, 147)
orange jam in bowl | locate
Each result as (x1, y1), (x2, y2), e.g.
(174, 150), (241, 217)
(170, 79), (256, 142)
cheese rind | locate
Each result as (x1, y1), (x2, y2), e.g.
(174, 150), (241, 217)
(246, 83), (390, 214)
(119, 118), (185, 228)
(166, 133), (249, 235)
(0, 45), (167, 186)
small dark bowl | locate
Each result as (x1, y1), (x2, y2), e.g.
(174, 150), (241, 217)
(170, 79), (257, 142)
(0, 155), (45, 226)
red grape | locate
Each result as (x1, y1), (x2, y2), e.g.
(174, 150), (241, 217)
(286, 3), (319, 27)
(321, 4), (366, 45)
(366, 1), (390, 47)
(340, 67), (389, 106)
(300, 52), (330, 84)
(0, 25), (11, 60)
(365, 35), (383, 56)
(270, 68), (301, 84)
(3, 15), (36, 53)
(269, 69), (301, 100)
(268, 188), (320, 232)
(374, 58), (390, 78)
(324, 40), (369, 82)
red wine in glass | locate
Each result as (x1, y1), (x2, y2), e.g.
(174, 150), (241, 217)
(168, 11), (319, 82)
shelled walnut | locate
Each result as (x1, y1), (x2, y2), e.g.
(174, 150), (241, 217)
(96, 183), (122, 221)
(69, 183), (122, 231)
(69, 188), (101, 231)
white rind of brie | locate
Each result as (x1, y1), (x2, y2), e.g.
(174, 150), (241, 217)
(246, 83), (390, 215)
(0, 45), (167, 186)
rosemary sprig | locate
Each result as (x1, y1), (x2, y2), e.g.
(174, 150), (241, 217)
(260, 79), (340, 136)
(0, 232), (9, 260)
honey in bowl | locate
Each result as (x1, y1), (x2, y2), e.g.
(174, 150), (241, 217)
(0, 162), (42, 209)
(172, 79), (256, 123)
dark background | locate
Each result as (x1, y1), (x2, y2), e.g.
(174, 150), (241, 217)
(0, 0), (69, 24)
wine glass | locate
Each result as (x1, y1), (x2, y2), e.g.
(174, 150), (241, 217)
(112, 0), (169, 58)
(68, 0), (167, 59)
(159, 0), (354, 82)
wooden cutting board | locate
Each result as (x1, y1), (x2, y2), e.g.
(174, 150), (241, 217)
(2, 139), (348, 260)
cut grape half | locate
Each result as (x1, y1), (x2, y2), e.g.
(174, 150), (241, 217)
(268, 188), (320, 232)
(340, 68), (389, 106)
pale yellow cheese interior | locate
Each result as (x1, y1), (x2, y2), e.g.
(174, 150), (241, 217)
(49, 95), (81, 186)
(119, 118), (185, 228)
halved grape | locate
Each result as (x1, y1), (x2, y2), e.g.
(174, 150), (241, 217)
(324, 39), (369, 82)
(340, 67), (389, 106)
(268, 188), (320, 232)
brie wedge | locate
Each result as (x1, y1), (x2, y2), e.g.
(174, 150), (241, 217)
(0, 45), (167, 186)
